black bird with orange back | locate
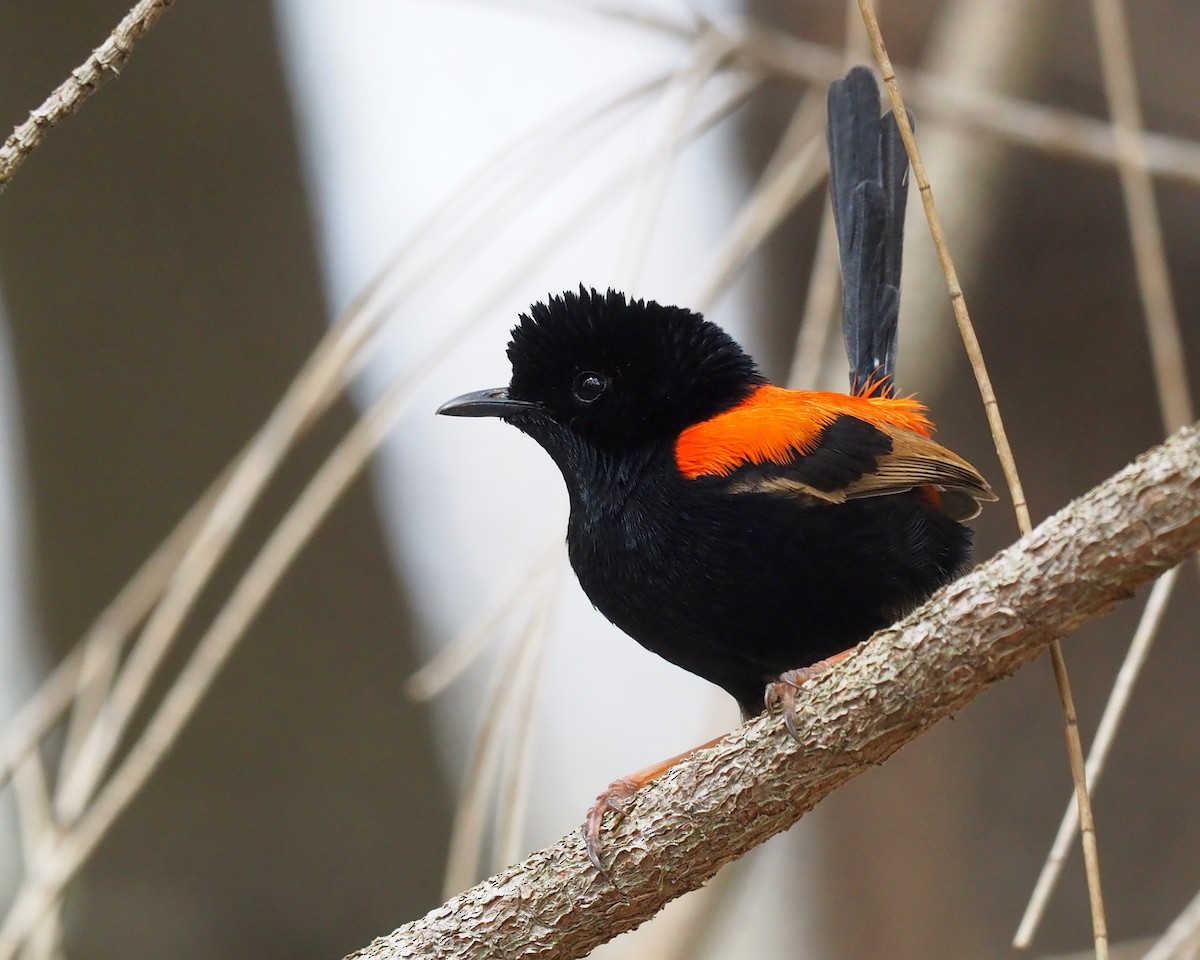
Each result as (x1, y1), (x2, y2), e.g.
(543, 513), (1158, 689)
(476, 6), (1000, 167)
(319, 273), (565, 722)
(439, 66), (994, 869)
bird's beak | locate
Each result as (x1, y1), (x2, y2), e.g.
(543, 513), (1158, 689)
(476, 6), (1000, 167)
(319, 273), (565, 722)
(436, 387), (541, 418)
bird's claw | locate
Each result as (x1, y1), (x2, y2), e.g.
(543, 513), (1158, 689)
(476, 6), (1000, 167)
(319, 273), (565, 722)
(583, 776), (639, 875)
(764, 657), (841, 741)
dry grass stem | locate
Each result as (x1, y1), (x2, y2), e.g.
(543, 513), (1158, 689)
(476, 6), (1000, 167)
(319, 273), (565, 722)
(51, 314), (365, 827)
(505, 4), (1200, 186)
(0, 658), (83, 797)
(492, 561), (563, 872)
(637, 13), (1200, 186)
(1015, 0), (1194, 946)
(42, 57), (681, 880)
(854, 3), (1108, 956)
(0, 470), (225, 797)
(1015, 567), (1181, 949)
(11, 758), (61, 960)
(0, 81), (765, 956)
(1090, 0), (1193, 434)
(54, 471), (229, 782)
(405, 543), (560, 702)
(620, 25), (735, 289)
(787, 4), (872, 391)
(693, 92), (825, 312)
(1142, 887), (1200, 960)
(443, 583), (554, 899)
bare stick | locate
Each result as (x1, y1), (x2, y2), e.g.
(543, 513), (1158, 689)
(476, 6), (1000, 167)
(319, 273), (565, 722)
(854, 3), (1108, 956)
(343, 423), (1200, 960)
(0, 0), (177, 191)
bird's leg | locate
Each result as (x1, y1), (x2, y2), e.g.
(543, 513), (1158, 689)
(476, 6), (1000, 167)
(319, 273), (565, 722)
(764, 647), (858, 740)
(584, 734), (725, 875)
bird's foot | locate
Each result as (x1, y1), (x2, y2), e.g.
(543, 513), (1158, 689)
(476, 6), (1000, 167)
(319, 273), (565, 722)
(764, 649), (855, 740)
(583, 776), (640, 875)
(581, 735), (726, 876)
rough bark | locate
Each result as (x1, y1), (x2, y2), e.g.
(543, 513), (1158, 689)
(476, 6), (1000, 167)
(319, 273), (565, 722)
(0, 0), (177, 190)
(348, 423), (1200, 960)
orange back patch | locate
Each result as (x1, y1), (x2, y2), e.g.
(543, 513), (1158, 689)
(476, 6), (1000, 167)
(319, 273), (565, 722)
(674, 384), (933, 480)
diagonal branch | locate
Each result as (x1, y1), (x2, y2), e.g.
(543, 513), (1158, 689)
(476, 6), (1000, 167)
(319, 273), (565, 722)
(347, 422), (1200, 960)
(0, 0), (177, 191)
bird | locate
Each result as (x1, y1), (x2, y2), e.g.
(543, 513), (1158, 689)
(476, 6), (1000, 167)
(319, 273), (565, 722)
(437, 66), (995, 871)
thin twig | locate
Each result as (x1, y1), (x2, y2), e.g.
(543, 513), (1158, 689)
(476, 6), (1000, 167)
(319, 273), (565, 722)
(343, 422), (1200, 960)
(0, 0), (178, 190)
(853, 4), (1108, 958)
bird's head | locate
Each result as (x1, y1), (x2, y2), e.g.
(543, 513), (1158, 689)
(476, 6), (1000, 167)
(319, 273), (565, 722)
(438, 288), (763, 478)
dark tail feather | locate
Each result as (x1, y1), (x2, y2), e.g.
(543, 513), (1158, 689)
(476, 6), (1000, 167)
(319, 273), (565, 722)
(826, 67), (911, 398)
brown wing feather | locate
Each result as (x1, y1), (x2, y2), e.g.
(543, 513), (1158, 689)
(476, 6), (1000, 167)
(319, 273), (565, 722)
(722, 422), (996, 521)
(841, 426), (996, 519)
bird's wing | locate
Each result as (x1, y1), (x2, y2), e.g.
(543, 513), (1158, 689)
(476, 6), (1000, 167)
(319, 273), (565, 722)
(674, 385), (996, 521)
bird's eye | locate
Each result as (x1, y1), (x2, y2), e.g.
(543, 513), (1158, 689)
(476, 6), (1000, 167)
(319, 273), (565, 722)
(572, 371), (608, 404)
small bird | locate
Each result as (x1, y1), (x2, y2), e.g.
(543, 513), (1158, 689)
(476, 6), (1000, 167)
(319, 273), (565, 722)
(438, 66), (994, 869)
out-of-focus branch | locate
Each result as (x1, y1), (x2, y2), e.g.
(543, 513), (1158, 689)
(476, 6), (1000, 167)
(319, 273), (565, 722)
(0, 0), (177, 191)
(346, 423), (1200, 960)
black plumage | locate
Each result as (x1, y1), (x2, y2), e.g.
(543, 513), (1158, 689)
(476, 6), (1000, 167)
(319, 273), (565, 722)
(441, 288), (984, 720)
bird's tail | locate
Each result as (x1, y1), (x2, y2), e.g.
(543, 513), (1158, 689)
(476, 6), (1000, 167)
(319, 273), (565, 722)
(826, 66), (910, 399)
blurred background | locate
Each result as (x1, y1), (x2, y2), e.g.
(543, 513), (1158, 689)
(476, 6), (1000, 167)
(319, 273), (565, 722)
(0, 1), (1196, 958)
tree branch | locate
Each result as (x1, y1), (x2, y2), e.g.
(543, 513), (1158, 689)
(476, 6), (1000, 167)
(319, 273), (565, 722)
(0, 0), (177, 192)
(349, 424), (1200, 960)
